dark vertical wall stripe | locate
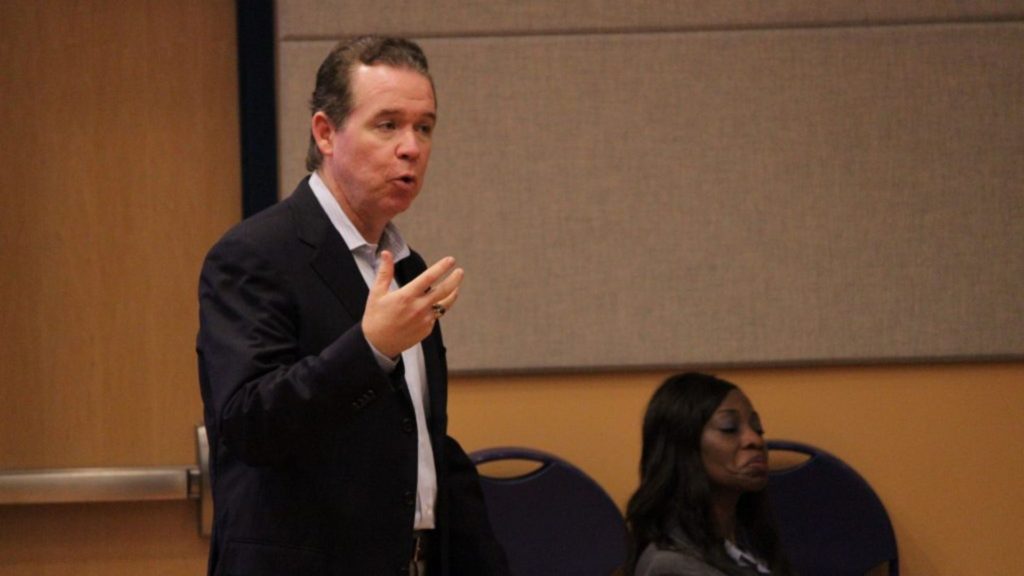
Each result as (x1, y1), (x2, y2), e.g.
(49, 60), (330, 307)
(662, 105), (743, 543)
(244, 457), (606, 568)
(237, 0), (279, 217)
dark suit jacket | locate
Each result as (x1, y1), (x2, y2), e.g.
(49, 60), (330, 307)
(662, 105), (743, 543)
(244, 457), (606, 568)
(197, 177), (508, 576)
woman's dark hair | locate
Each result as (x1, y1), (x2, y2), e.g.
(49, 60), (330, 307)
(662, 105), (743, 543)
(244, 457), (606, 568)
(306, 35), (435, 171)
(624, 372), (792, 575)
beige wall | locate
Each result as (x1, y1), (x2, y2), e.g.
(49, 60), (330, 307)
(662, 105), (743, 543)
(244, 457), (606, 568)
(451, 363), (1024, 574)
(278, 3), (1024, 374)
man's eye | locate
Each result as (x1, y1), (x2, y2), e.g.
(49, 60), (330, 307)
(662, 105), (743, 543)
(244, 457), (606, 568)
(416, 124), (434, 136)
(377, 121), (397, 131)
(719, 427), (738, 435)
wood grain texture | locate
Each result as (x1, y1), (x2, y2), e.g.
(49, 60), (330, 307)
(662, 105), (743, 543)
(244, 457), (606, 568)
(0, 0), (238, 573)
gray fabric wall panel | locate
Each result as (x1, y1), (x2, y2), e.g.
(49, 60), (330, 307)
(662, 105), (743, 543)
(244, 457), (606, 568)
(277, 18), (1024, 373)
(278, 1), (1024, 39)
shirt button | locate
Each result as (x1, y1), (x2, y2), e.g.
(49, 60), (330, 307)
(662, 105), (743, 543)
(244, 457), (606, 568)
(402, 418), (415, 433)
(404, 490), (415, 507)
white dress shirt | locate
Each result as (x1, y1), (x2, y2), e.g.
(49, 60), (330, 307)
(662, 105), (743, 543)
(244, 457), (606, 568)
(310, 171), (437, 530)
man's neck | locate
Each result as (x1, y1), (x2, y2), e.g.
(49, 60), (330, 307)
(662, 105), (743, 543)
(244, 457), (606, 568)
(317, 169), (385, 243)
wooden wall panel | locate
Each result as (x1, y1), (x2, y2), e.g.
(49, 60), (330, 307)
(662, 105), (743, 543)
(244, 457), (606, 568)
(0, 0), (238, 574)
(0, 0), (239, 468)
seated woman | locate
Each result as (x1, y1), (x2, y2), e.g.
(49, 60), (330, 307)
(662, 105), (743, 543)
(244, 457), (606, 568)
(625, 372), (793, 576)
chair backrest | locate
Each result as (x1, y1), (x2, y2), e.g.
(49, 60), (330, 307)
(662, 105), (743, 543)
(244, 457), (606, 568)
(767, 440), (899, 576)
(470, 447), (627, 576)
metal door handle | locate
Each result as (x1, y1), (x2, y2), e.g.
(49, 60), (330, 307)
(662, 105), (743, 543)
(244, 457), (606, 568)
(0, 425), (212, 537)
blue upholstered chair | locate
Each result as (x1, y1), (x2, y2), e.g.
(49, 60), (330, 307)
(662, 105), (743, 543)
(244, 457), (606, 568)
(767, 440), (899, 576)
(470, 447), (627, 576)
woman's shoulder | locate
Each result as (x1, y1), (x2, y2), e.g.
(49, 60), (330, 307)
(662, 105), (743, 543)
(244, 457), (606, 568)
(634, 541), (731, 576)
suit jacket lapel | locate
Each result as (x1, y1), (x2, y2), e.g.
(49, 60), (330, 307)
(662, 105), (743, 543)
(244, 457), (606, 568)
(291, 181), (447, 429)
(289, 178), (369, 322)
(396, 253), (448, 430)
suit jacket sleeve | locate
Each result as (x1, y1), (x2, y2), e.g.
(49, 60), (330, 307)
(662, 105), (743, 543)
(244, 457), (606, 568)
(443, 436), (512, 576)
(197, 231), (392, 466)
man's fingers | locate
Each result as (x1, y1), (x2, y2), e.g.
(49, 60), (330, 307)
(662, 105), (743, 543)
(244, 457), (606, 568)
(435, 286), (460, 315)
(371, 250), (395, 295)
(428, 266), (464, 301)
(406, 256), (457, 294)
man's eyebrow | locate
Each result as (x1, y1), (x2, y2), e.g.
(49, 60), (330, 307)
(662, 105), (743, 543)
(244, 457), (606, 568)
(374, 109), (437, 122)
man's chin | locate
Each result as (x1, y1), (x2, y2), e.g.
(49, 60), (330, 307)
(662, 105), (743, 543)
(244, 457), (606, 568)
(384, 196), (417, 216)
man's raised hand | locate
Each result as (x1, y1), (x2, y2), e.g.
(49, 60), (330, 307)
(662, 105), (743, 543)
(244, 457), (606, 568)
(362, 250), (463, 359)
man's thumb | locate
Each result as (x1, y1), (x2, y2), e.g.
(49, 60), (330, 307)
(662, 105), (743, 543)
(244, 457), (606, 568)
(372, 250), (395, 295)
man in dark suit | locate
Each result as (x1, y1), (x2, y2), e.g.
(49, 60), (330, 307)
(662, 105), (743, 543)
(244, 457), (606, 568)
(197, 36), (509, 576)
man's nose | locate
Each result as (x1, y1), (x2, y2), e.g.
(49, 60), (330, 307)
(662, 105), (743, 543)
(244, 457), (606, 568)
(396, 129), (422, 161)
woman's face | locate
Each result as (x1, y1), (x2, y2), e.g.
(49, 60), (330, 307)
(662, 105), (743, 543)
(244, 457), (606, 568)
(700, 389), (769, 495)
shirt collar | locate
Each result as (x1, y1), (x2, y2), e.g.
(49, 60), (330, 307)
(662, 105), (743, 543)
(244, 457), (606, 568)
(308, 171), (410, 262)
(724, 539), (771, 575)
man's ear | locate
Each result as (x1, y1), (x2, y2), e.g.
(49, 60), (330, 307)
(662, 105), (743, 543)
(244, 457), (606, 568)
(311, 111), (335, 157)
